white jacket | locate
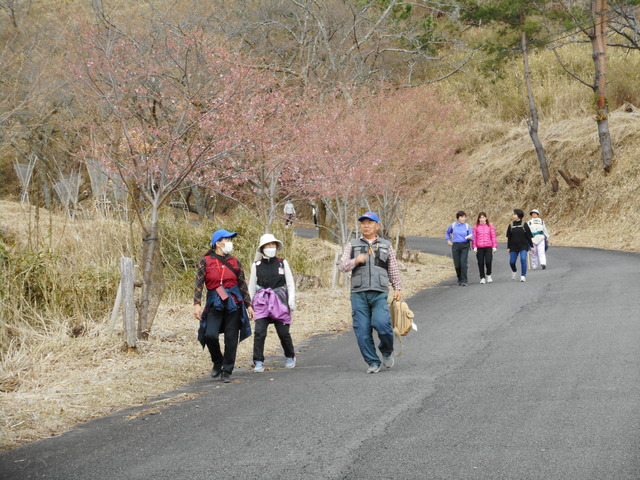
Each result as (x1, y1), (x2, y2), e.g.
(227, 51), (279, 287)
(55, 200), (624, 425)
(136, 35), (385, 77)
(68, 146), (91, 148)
(527, 218), (550, 245)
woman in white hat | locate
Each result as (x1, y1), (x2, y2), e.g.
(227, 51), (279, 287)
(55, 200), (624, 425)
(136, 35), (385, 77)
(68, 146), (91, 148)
(527, 209), (551, 270)
(248, 233), (297, 372)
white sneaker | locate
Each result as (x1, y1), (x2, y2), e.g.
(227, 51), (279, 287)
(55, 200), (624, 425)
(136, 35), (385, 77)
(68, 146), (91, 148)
(253, 361), (265, 372)
(512, 272), (517, 280)
(520, 276), (526, 282)
(486, 275), (493, 283)
(480, 278), (486, 284)
(366, 364), (381, 374)
(382, 354), (394, 369)
(285, 357), (296, 369)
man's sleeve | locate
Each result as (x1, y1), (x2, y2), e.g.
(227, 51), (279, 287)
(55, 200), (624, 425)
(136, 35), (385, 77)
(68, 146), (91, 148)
(387, 247), (402, 291)
(339, 242), (356, 272)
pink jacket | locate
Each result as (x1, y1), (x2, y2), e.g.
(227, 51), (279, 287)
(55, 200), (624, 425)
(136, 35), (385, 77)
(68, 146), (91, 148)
(472, 223), (498, 249)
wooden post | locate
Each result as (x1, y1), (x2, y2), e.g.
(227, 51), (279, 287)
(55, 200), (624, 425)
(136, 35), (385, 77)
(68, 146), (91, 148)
(331, 252), (340, 289)
(120, 257), (137, 348)
(106, 279), (123, 338)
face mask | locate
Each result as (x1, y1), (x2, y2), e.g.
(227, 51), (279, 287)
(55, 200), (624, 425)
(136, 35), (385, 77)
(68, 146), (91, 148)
(221, 241), (233, 254)
(263, 247), (277, 258)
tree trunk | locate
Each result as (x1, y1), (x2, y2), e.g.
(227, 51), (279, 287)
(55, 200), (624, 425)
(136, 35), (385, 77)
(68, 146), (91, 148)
(317, 199), (333, 242)
(592, 0), (614, 172)
(137, 202), (166, 339)
(521, 30), (550, 184)
(190, 185), (215, 220)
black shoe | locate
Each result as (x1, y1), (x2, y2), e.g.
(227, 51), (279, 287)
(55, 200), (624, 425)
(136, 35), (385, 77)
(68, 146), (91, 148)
(220, 372), (232, 383)
(210, 365), (222, 378)
(541, 265), (546, 270)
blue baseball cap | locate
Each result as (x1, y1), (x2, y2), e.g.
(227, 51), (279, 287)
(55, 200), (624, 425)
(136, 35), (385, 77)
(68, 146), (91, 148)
(211, 229), (238, 246)
(358, 212), (380, 223)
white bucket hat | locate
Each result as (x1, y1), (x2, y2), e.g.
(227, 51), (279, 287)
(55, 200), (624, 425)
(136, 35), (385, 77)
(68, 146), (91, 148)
(257, 233), (283, 252)
(530, 209), (540, 215)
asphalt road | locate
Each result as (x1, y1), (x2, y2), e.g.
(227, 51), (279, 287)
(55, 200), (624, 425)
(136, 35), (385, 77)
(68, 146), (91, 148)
(2, 238), (639, 479)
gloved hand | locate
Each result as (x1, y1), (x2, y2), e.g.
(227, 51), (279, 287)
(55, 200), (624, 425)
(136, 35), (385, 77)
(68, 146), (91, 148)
(492, 248), (497, 253)
(473, 248), (477, 253)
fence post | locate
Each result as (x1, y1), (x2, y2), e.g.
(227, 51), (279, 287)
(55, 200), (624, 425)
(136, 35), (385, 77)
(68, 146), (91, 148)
(331, 252), (340, 289)
(120, 257), (137, 348)
(107, 279), (123, 338)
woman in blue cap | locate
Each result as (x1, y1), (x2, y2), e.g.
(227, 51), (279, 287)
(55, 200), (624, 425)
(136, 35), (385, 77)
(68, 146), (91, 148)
(194, 229), (254, 383)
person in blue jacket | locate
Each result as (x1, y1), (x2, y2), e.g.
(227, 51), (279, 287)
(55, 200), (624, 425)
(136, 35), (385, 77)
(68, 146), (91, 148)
(446, 211), (473, 286)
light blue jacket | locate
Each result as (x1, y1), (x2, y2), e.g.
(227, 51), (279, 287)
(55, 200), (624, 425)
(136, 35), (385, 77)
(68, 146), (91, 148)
(445, 222), (473, 243)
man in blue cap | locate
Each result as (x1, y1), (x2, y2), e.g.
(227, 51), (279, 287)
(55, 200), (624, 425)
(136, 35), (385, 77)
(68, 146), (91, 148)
(340, 212), (402, 373)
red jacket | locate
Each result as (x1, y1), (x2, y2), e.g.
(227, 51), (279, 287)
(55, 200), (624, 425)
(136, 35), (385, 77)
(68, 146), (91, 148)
(204, 255), (241, 290)
(472, 223), (498, 249)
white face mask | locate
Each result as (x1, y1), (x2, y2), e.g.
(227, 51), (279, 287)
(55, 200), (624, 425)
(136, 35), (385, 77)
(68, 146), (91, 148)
(263, 247), (277, 258)
(221, 241), (233, 254)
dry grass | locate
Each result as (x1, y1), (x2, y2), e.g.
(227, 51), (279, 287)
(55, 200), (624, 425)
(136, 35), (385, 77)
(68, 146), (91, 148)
(1, 233), (452, 451)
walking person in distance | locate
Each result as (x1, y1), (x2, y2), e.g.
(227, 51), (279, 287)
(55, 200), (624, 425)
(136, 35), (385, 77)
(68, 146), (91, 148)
(340, 212), (401, 374)
(446, 211), (473, 286)
(527, 209), (551, 270)
(506, 209), (534, 282)
(472, 212), (497, 284)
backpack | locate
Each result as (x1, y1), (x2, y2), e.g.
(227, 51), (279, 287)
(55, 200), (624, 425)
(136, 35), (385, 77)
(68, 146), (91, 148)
(390, 299), (416, 356)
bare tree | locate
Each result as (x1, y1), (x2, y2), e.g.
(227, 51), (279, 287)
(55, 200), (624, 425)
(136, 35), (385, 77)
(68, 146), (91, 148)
(554, 0), (615, 172)
(205, 0), (471, 94)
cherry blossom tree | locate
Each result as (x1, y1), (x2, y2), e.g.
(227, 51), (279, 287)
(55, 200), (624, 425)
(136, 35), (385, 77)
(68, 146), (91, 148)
(207, 85), (316, 233)
(302, 87), (464, 246)
(72, 23), (269, 338)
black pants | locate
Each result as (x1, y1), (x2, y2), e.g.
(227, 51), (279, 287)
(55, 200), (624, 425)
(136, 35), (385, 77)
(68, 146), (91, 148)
(476, 247), (493, 279)
(452, 242), (470, 284)
(253, 317), (295, 363)
(204, 308), (240, 373)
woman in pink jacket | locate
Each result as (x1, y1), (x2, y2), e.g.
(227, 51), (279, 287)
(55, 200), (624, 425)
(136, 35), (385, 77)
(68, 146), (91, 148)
(472, 212), (498, 284)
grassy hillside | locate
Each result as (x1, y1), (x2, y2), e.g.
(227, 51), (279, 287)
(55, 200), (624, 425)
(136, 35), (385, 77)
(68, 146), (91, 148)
(406, 104), (640, 252)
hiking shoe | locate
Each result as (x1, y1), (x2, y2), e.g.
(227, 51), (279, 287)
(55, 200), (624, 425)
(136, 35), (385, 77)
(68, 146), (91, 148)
(382, 355), (394, 369)
(480, 278), (486, 284)
(486, 275), (493, 283)
(220, 372), (232, 383)
(210, 365), (222, 378)
(285, 357), (296, 369)
(520, 276), (526, 282)
(366, 364), (381, 374)
(512, 272), (517, 280)
(542, 264), (546, 270)
(253, 361), (265, 373)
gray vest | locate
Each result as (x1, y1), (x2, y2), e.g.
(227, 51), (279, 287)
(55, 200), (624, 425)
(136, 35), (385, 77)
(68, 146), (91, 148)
(349, 237), (392, 294)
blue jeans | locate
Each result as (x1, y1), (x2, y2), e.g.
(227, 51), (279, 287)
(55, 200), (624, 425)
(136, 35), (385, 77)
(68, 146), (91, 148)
(351, 291), (394, 366)
(509, 250), (528, 276)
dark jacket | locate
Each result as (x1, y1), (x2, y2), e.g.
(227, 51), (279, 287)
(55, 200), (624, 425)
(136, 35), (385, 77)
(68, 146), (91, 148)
(506, 221), (534, 251)
(198, 284), (251, 347)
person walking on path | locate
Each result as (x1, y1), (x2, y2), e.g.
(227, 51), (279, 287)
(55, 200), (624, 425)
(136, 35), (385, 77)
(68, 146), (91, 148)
(194, 229), (254, 383)
(506, 209), (534, 282)
(446, 211), (473, 286)
(527, 209), (551, 270)
(284, 200), (296, 227)
(472, 212), (498, 284)
(340, 212), (401, 374)
(249, 233), (297, 372)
